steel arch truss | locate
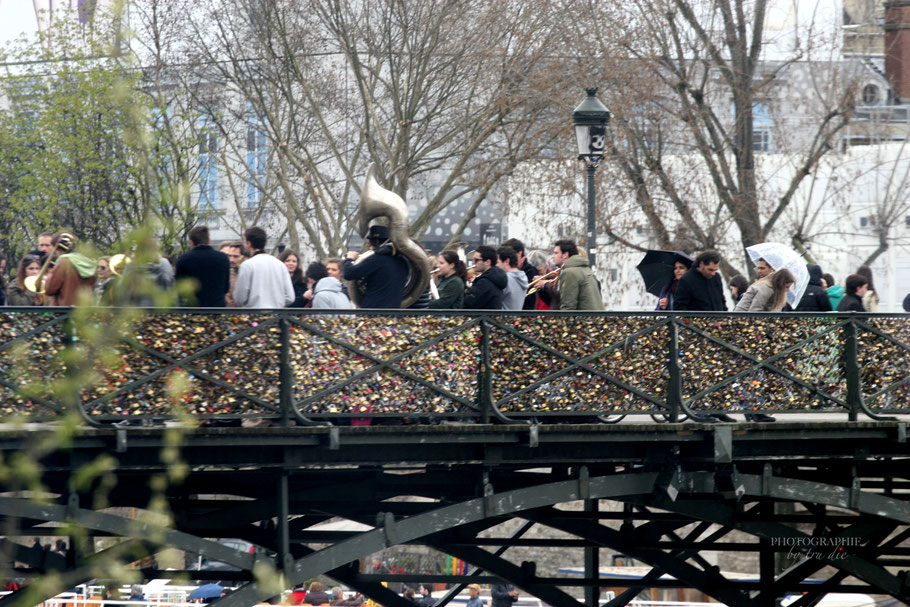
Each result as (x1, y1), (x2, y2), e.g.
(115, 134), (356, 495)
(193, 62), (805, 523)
(6, 467), (910, 607)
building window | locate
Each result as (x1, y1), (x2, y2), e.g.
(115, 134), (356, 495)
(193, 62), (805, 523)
(862, 84), (881, 105)
(732, 101), (774, 152)
(246, 120), (267, 208)
(197, 120), (218, 210)
(753, 128), (772, 151)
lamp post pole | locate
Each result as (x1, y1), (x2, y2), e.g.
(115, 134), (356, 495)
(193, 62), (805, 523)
(586, 160), (598, 270)
(572, 88), (611, 272)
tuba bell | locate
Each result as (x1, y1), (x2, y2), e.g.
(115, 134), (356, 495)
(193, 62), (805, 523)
(349, 163), (431, 308)
(109, 253), (132, 276)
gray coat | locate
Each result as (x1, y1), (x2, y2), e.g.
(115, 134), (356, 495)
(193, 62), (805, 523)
(734, 281), (782, 311)
(313, 277), (353, 310)
(233, 253), (295, 308)
(501, 269), (529, 310)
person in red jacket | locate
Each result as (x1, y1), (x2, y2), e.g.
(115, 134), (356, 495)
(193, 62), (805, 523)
(288, 584), (307, 605)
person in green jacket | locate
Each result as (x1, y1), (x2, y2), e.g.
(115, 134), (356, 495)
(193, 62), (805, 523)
(552, 239), (604, 310)
(823, 272), (844, 311)
(428, 250), (466, 309)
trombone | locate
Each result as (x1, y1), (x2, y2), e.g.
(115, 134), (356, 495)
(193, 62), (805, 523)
(526, 269), (559, 295)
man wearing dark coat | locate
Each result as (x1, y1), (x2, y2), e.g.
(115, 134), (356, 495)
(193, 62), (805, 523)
(836, 274), (868, 312)
(673, 250), (738, 421)
(343, 225), (409, 308)
(491, 585), (518, 607)
(464, 246), (507, 310)
(674, 250), (728, 312)
(791, 263), (832, 312)
(175, 225), (231, 307)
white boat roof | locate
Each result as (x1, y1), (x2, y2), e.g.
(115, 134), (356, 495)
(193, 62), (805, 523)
(558, 566), (764, 582)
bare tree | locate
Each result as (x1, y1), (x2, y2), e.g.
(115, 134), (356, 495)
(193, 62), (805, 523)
(127, 0), (214, 254)
(553, 0), (859, 278)
(783, 141), (910, 269)
(153, 0), (569, 259)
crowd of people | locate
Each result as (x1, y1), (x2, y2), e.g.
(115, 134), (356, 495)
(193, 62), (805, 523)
(2, 226), (905, 314)
(656, 249), (900, 314)
(0, 225), (610, 311)
(286, 581), (364, 606)
(339, 227), (603, 311)
(0, 226), (354, 310)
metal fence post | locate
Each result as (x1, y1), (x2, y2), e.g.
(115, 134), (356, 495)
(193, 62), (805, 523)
(666, 317), (683, 422)
(279, 316), (292, 427)
(61, 308), (83, 419)
(278, 469), (291, 573)
(583, 498), (600, 607)
(844, 317), (862, 422)
(480, 318), (492, 424)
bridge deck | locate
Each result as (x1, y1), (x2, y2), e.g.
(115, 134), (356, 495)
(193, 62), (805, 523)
(2, 421), (910, 607)
(5, 419), (907, 475)
(0, 308), (908, 607)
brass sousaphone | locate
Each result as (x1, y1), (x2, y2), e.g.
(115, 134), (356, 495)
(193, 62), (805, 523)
(350, 163), (431, 308)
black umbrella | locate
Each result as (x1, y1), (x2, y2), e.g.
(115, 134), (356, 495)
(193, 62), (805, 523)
(636, 250), (693, 297)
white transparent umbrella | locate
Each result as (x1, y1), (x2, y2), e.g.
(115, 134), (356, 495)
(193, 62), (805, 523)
(745, 242), (810, 308)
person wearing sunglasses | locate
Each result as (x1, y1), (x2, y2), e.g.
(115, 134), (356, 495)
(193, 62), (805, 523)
(463, 245), (506, 309)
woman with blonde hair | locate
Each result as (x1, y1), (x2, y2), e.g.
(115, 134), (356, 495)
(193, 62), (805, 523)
(734, 268), (795, 312)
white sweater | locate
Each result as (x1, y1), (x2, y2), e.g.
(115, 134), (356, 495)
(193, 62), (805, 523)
(232, 253), (295, 308)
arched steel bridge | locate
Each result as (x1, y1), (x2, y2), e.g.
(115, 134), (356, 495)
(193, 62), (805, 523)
(0, 309), (907, 607)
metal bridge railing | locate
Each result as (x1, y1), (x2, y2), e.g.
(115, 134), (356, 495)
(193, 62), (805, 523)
(0, 308), (906, 425)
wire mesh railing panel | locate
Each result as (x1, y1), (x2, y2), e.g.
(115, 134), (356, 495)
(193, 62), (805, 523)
(298, 367), (472, 420)
(187, 320), (281, 412)
(0, 310), (68, 417)
(678, 316), (848, 413)
(775, 329), (845, 410)
(82, 313), (281, 420)
(588, 320), (669, 402)
(858, 317), (910, 413)
(490, 315), (668, 415)
(677, 321), (754, 409)
(290, 314), (481, 420)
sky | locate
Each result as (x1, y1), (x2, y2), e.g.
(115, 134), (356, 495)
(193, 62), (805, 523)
(0, 0), (844, 59)
(0, 2), (39, 49)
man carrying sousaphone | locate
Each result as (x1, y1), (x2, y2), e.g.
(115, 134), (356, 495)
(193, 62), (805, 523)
(43, 231), (97, 306)
(343, 224), (408, 308)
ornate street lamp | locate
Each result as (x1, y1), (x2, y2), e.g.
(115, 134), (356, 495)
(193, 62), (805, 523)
(572, 88), (611, 270)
